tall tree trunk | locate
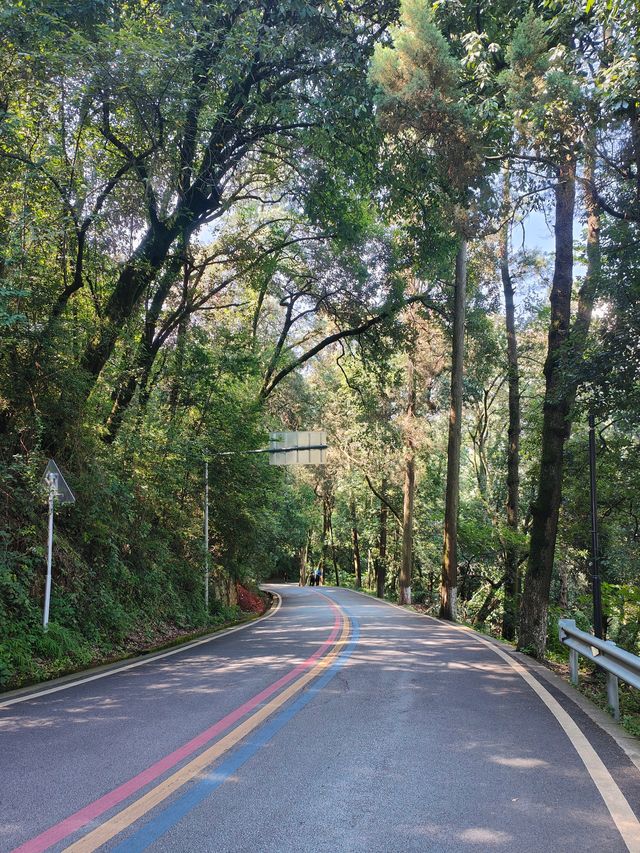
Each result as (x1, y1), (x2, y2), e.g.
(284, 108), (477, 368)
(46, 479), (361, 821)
(329, 516), (340, 586)
(399, 352), (417, 605)
(519, 149), (600, 657)
(350, 498), (362, 589)
(321, 499), (329, 582)
(558, 563), (569, 610)
(298, 531), (311, 587)
(440, 240), (467, 620)
(103, 249), (186, 442)
(376, 479), (388, 598)
(632, 104), (640, 211)
(572, 146), (601, 366)
(474, 581), (503, 627)
(80, 222), (178, 383)
(321, 495), (334, 586)
(500, 168), (521, 641)
(518, 159), (576, 657)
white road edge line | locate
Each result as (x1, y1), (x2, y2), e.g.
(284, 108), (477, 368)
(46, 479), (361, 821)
(349, 587), (640, 770)
(344, 587), (640, 852)
(471, 631), (640, 852)
(0, 594), (282, 710)
(525, 656), (640, 775)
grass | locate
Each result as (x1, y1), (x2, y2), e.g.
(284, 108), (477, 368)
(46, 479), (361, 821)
(1, 595), (272, 695)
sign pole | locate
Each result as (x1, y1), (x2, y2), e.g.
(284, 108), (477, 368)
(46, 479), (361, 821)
(204, 460), (209, 611)
(43, 473), (56, 631)
(40, 460), (75, 630)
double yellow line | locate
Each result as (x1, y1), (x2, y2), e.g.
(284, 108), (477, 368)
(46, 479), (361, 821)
(64, 604), (350, 852)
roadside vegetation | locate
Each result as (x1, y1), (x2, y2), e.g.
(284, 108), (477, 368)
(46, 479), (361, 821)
(1, 0), (638, 692)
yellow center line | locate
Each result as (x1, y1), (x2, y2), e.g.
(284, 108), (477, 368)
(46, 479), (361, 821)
(64, 609), (351, 853)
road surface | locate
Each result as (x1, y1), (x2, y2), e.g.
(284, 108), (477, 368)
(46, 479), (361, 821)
(2, 586), (640, 852)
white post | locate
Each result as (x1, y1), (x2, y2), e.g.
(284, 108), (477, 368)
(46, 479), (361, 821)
(43, 474), (56, 631)
(204, 460), (209, 611)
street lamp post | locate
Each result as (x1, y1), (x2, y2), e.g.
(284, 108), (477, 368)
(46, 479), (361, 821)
(204, 459), (209, 611)
(202, 431), (327, 609)
(588, 413), (604, 639)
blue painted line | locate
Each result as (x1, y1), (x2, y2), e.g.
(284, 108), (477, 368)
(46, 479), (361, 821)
(112, 601), (359, 853)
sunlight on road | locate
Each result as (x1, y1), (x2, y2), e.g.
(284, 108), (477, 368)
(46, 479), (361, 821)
(490, 756), (549, 769)
(459, 827), (513, 844)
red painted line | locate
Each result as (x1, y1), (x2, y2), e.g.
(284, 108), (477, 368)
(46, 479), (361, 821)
(11, 597), (342, 853)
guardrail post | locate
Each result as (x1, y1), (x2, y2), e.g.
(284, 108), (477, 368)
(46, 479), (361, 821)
(558, 619), (637, 723)
(569, 648), (579, 686)
(559, 620), (579, 685)
(605, 640), (620, 720)
(607, 672), (620, 720)
(558, 618), (576, 641)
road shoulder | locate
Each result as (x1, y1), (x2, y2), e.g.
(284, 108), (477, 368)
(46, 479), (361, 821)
(0, 593), (281, 709)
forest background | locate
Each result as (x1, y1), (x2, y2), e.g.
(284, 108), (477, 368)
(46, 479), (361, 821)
(1, 0), (639, 692)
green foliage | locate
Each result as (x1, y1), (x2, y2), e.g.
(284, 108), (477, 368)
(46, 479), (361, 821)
(370, 0), (483, 200)
(0, 286), (28, 329)
(1, 0), (639, 693)
(0, 352), (313, 688)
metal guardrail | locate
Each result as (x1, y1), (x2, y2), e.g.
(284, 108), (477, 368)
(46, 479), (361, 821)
(558, 619), (640, 720)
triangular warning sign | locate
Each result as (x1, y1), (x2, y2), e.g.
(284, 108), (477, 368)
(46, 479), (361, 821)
(41, 459), (76, 505)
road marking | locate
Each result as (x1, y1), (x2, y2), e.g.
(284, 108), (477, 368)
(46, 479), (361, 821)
(109, 599), (360, 853)
(469, 632), (640, 853)
(10, 593), (337, 853)
(0, 598), (281, 710)
(344, 588), (640, 851)
(527, 657), (640, 775)
(61, 598), (351, 853)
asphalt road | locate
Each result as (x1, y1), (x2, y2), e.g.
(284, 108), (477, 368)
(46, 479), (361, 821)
(2, 586), (640, 852)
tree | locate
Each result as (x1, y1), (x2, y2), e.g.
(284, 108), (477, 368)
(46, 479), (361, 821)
(499, 167), (522, 639)
(399, 332), (417, 605)
(370, 0), (486, 619)
(0, 0), (397, 449)
(440, 242), (467, 618)
(509, 10), (599, 656)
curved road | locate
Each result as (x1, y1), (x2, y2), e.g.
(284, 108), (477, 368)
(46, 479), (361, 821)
(2, 586), (640, 852)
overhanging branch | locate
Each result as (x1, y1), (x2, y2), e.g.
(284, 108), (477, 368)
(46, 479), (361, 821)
(259, 292), (434, 399)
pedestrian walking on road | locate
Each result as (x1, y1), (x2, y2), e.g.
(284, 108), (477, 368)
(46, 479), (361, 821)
(315, 568), (321, 586)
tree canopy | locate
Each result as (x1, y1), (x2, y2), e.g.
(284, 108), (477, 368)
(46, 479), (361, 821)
(1, 0), (639, 688)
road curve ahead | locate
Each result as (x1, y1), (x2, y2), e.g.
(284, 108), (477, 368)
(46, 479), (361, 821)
(2, 586), (640, 853)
